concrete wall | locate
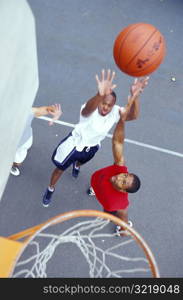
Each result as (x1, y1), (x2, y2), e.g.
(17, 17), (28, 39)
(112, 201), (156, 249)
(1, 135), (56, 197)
(0, 0), (39, 200)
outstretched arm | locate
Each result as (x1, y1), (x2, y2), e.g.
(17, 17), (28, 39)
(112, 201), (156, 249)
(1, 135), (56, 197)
(112, 108), (126, 166)
(122, 76), (149, 121)
(112, 78), (148, 164)
(32, 103), (62, 125)
(81, 69), (117, 117)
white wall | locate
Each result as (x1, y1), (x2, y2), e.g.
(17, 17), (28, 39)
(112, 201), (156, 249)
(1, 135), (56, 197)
(0, 0), (39, 200)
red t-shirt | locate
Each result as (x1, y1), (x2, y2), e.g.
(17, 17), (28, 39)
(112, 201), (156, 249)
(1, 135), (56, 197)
(91, 165), (129, 211)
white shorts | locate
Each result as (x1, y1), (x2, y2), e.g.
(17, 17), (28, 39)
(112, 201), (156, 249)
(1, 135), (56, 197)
(52, 132), (99, 171)
(14, 135), (33, 164)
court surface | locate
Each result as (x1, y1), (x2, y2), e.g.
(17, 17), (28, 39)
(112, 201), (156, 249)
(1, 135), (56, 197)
(1, 0), (183, 277)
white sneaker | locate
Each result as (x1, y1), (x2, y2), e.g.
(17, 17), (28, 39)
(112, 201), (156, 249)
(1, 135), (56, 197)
(115, 220), (133, 237)
(87, 187), (95, 196)
(10, 166), (20, 176)
(116, 225), (122, 237)
(128, 220), (133, 228)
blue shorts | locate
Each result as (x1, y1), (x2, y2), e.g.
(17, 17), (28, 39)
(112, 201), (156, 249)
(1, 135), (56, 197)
(52, 132), (99, 171)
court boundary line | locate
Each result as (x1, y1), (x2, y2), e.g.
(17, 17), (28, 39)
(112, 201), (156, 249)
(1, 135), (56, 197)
(38, 116), (183, 158)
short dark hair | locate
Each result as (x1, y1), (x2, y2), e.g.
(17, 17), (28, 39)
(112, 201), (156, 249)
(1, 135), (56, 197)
(126, 174), (141, 193)
(111, 91), (117, 103)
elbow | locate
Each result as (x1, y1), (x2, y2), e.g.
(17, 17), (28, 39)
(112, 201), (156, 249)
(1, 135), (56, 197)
(81, 109), (89, 117)
(134, 111), (140, 120)
(134, 108), (140, 120)
(112, 139), (120, 149)
(81, 107), (87, 116)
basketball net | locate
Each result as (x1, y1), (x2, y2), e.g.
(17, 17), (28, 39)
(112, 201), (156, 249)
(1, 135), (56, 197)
(5, 210), (159, 278)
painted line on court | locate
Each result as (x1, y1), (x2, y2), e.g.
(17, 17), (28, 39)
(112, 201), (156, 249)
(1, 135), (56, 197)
(39, 116), (183, 158)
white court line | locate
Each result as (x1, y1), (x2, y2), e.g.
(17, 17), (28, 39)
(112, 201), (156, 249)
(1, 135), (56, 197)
(39, 116), (183, 158)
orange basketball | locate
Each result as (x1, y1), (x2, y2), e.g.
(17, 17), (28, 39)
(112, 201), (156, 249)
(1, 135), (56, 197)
(113, 23), (166, 77)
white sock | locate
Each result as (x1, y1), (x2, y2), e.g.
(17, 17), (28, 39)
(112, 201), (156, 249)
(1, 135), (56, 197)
(48, 186), (54, 192)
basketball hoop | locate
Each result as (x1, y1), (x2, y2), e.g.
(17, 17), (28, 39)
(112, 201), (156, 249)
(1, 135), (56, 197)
(5, 210), (160, 278)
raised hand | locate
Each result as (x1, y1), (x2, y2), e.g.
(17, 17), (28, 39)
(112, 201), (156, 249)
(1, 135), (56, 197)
(95, 69), (117, 96)
(130, 76), (149, 98)
(48, 103), (62, 126)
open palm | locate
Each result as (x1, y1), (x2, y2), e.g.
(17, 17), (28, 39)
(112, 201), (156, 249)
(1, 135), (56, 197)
(95, 69), (117, 96)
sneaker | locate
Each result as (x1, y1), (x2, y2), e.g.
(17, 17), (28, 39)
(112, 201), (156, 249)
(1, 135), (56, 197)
(116, 225), (122, 237)
(10, 166), (20, 176)
(128, 220), (133, 228)
(115, 220), (133, 237)
(42, 188), (54, 207)
(87, 187), (95, 196)
(72, 162), (80, 178)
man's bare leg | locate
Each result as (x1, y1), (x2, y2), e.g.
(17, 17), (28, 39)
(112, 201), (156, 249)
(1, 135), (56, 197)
(49, 167), (64, 189)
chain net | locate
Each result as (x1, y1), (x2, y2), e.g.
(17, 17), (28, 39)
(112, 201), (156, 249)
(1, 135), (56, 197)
(12, 216), (154, 278)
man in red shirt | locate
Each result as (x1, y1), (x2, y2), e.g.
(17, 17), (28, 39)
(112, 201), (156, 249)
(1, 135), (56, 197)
(88, 78), (148, 235)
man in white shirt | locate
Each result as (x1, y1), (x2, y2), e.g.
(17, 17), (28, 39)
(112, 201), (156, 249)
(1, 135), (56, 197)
(10, 104), (62, 176)
(42, 69), (149, 207)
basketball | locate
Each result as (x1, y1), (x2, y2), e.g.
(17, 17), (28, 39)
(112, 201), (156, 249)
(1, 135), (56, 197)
(113, 23), (166, 77)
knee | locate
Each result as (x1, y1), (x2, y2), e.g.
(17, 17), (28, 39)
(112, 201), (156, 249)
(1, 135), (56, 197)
(55, 167), (64, 175)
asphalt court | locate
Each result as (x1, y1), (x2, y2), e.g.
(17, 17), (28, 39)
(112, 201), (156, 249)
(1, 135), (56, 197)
(1, 0), (183, 277)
